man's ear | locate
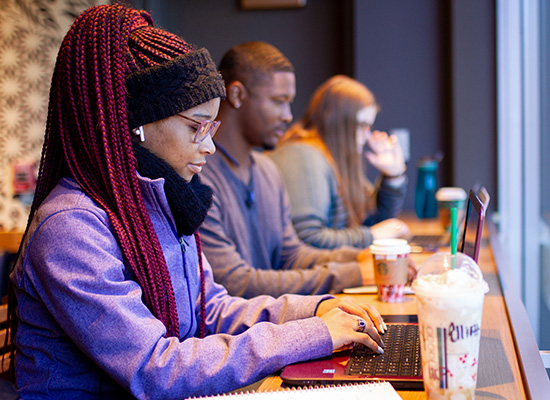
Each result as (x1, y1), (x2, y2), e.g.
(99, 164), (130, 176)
(226, 81), (247, 109)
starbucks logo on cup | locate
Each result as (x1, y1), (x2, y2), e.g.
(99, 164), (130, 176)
(377, 262), (388, 276)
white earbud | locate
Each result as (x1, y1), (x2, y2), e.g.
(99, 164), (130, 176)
(132, 126), (145, 142)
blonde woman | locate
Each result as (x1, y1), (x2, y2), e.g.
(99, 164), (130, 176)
(269, 75), (410, 249)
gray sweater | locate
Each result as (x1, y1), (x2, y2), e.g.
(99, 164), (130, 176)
(199, 150), (363, 298)
(269, 142), (407, 249)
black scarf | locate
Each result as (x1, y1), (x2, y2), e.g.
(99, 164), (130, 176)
(133, 143), (213, 237)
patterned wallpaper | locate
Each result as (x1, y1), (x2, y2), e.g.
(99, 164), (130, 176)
(0, 0), (105, 231)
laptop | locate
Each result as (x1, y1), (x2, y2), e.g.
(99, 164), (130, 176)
(408, 233), (449, 252)
(280, 314), (424, 389)
(281, 191), (488, 390)
(458, 189), (487, 262)
(409, 186), (488, 253)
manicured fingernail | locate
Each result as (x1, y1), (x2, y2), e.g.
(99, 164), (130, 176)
(378, 346), (384, 354)
(382, 321), (388, 331)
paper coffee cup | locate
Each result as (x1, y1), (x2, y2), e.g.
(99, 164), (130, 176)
(435, 187), (467, 232)
(369, 238), (411, 302)
(412, 253), (489, 400)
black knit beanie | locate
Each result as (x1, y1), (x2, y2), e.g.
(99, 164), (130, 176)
(124, 12), (226, 129)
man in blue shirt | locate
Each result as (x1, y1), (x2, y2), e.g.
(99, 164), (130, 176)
(199, 42), (379, 298)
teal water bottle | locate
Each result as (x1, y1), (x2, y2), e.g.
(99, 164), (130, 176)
(415, 159), (439, 218)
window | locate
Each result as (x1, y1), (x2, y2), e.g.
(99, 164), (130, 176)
(497, 0), (550, 347)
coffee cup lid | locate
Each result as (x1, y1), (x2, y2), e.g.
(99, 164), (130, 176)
(435, 187), (467, 201)
(369, 238), (411, 255)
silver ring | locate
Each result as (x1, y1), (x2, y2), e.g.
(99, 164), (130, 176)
(356, 318), (366, 332)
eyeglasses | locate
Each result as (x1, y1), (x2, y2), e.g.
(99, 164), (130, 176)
(175, 114), (221, 143)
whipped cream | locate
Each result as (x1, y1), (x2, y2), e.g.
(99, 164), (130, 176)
(413, 268), (489, 295)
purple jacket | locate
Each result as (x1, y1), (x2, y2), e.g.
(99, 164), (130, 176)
(10, 176), (333, 399)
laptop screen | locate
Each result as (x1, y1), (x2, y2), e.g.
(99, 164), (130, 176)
(460, 190), (485, 262)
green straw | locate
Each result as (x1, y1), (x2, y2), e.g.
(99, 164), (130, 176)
(450, 207), (457, 268)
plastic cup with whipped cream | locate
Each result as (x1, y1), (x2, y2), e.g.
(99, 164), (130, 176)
(412, 252), (489, 400)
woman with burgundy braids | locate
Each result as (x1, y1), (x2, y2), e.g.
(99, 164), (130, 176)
(6, 5), (385, 399)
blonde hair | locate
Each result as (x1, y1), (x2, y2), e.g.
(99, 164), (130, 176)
(280, 75), (378, 226)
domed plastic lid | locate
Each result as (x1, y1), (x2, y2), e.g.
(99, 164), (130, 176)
(369, 238), (411, 255)
(435, 187), (467, 201)
(412, 252), (489, 296)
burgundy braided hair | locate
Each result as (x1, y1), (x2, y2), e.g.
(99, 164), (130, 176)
(7, 6), (210, 361)
(194, 232), (207, 338)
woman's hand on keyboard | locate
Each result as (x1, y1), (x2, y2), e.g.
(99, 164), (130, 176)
(316, 297), (385, 354)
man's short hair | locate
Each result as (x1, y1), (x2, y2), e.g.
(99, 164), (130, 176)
(219, 41), (294, 89)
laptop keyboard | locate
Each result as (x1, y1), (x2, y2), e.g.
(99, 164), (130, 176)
(409, 234), (448, 247)
(345, 324), (422, 377)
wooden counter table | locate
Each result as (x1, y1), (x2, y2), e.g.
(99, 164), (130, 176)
(256, 214), (550, 399)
